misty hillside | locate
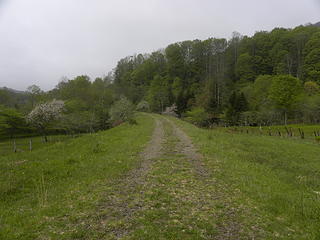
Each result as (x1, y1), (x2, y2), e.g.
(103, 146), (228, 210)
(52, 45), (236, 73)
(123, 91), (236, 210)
(0, 87), (25, 94)
(0, 87), (28, 108)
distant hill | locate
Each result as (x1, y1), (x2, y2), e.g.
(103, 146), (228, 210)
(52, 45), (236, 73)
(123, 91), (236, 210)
(0, 87), (25, 94)
(0, 87), (28, 107)
(313, 22), (320, 27)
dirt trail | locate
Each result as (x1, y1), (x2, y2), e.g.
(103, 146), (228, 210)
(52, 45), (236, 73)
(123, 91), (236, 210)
(89, 118), (165, 239)
(164, 117), (244, 240)
(83, 116), (260, 239)
(163, 117), (210, 178)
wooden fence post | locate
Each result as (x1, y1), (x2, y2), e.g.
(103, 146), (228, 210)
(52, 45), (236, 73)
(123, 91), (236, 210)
(277, 129), (282, 137)
(13, 140), (17, 153)
(29, 139), (32, 151)
(285, 127), (290, 137)
(289, 127), (294, 137)
(298, 128), (304, 139)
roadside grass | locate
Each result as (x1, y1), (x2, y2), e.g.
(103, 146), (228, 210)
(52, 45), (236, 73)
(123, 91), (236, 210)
(170, 117), (320, 239)
(0, 114), (154, 240)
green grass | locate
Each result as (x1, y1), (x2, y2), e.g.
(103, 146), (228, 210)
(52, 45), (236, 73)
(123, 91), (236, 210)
(0, 114), (155, 240)
(85, 116), (263, 239)
(170, 117), (320, 239)
(2, 113), (320, 239)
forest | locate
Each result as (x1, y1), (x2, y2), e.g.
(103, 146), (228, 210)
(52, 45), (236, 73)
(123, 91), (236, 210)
(1, 23), (320, 138)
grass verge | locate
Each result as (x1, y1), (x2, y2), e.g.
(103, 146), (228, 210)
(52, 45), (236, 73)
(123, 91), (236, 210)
(0, 114), (154, 240)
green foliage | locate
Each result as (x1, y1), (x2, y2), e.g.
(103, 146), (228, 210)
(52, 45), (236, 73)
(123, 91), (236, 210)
(299, 94), (320, 123)
(269, 75), (302, 124)
(304, 81), (320, 96)
(251, 75), (273, 108)
(184, 107), (210, 127)
(0, 105), (29, 138)
(136, 100), (150, 112)
(109, 96), (135, 125)
(147, 75), (170, 112)
(236, 53), (256, 82)
(225, 91), (248, 125)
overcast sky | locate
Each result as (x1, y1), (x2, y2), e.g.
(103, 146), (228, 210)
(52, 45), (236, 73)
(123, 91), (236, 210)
(0, 0), (319, 91)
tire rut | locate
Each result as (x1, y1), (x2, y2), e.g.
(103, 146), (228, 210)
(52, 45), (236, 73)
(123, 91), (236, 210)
(164, 117), (249, 240)
(163, 117), (210, 179)
(89, 117), (165, 239)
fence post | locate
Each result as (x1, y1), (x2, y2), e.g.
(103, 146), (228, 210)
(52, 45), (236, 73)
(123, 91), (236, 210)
(298, 128), (304, 139)
(277, 129), (282, 137)
(289, 127), (294, 137)
(29, 139), (32, 151)
(285, 127), (290, 137)
(13, 140), (17, 153)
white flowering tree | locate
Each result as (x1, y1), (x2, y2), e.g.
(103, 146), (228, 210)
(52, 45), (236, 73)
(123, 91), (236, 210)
(109, 96), (135, 126)
(27, 99), (64, 142)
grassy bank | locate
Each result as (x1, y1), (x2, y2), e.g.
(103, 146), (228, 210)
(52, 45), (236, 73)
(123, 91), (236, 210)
(0, 114), (154, 240)
(170, 117), (320, 239)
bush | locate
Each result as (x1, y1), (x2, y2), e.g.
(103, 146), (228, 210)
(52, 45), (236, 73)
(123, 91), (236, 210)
(109, 96), (135, 126)
(184, 107), (211, 127)
(136, 100), (150, 112)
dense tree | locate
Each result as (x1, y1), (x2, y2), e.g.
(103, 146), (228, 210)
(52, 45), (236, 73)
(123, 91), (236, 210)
(0, 105), (29, 138)
(269, 75), (302, 125)
(109, 96), (135, 125)
(27, 85), (43, 108)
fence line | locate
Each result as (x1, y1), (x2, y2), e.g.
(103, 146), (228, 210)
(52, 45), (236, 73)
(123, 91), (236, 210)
(0, 134), (83, 155)
(229, 126), (320, 142)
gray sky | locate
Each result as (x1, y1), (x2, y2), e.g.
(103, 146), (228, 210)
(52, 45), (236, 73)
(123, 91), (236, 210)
(0, 0), (319, 91)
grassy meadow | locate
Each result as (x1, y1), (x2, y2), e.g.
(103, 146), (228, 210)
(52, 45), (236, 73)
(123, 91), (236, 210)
(171, 117), (320, 239)
(0, 114), (154, 240)
(1, 113), (320, 239)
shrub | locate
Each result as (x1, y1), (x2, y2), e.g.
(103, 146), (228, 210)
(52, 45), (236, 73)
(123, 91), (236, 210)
(109, 96), (135, 125)
(184, 107), (210, 127)
(136, 100), (150, 112)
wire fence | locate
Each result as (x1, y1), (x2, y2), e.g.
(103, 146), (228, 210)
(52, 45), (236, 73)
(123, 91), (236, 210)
(224, 126), (320, 142)
(0, 134), (82, 156)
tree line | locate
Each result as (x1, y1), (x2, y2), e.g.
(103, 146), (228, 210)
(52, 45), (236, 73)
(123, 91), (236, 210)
(113, 24), (320, 126)
(1, 23), (320, 139)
